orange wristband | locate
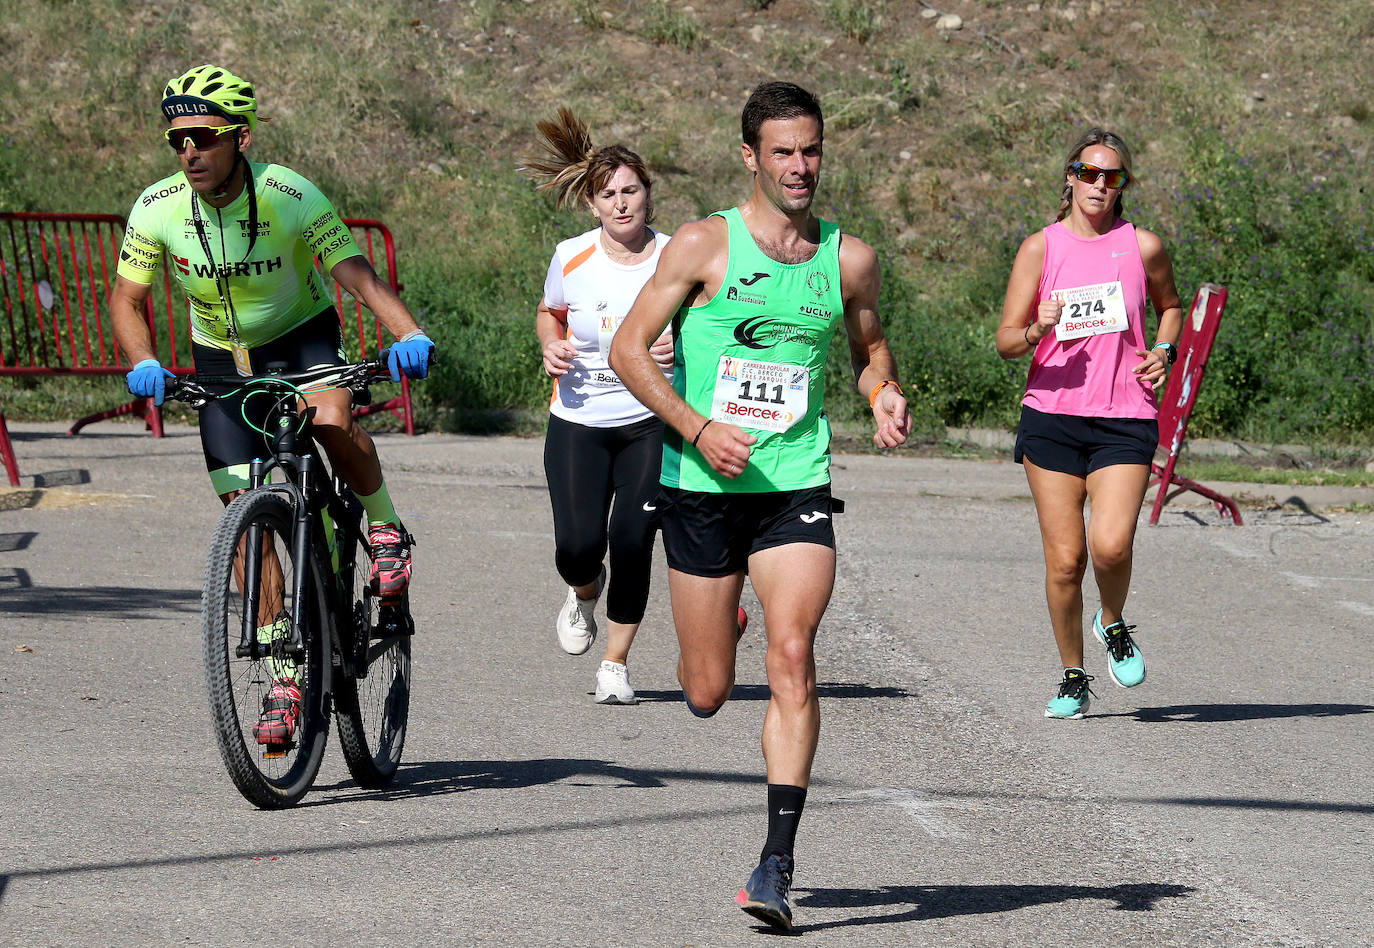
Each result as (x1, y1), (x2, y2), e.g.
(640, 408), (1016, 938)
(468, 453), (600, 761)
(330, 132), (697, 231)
(869, 379), (903, 408)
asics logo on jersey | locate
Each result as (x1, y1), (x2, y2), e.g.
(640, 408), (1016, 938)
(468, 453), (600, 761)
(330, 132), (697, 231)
(733, 316), (772, 350)
(739, 272), (770, 286)
(799, 511), (829, 523)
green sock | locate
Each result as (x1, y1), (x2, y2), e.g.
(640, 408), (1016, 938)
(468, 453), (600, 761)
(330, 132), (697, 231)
(357, 479), (400, 528)
(257, 616), (298, 683)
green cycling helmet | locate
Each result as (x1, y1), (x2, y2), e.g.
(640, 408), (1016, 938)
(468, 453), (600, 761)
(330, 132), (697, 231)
(161, 64), (258, 131)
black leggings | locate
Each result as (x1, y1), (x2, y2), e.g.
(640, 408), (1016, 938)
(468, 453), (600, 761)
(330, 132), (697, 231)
(544, 413), (663, 625)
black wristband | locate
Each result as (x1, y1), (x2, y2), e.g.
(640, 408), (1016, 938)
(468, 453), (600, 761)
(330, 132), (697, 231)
(1024, 325), (1034, 347)
(692, 419), (712, 446)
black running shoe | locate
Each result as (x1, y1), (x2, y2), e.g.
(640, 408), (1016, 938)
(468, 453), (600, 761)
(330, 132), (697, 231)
(736, 853), (794, 930)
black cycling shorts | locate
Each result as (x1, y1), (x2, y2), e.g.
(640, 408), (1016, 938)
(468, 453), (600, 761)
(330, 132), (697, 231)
(1014, 405), (1158, 476)
(193, 309), (346, 494)
(659, 483), (838, 578)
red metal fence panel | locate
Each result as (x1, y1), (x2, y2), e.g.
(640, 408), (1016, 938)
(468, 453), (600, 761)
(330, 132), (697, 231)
(1149, 283), (1241, 524)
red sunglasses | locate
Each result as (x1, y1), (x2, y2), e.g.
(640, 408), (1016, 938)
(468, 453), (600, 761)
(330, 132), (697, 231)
(1070, 161), (1128, 189)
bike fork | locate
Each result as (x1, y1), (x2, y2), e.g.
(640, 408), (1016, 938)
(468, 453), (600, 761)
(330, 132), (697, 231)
(286, 454), (317, 657)
(235, 458), (272, 659)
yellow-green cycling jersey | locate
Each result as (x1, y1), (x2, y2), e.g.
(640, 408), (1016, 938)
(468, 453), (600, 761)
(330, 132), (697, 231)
(116, 161), (362, 350)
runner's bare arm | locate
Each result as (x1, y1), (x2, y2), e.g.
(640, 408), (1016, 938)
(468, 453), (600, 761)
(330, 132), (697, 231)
(330, 255), (423, 341)
(997, 231), (1054, 358)
(1133, 228), (1183, 389)
(535, 300), (576, 377)
(840, 235), (910, 448)
(610, 217), (756, 477)
(109, 275), (159, 365)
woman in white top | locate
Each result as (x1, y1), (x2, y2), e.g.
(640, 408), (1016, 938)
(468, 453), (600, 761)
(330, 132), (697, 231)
(522, 109), (673, 704)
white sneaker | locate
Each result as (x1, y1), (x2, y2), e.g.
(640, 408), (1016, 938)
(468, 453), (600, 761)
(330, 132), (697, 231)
(556, 566), (605, 655)
(594, 660), (637, 704)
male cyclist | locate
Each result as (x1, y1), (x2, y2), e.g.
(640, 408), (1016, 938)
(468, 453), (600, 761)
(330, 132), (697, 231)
(110, 64), (433, 749)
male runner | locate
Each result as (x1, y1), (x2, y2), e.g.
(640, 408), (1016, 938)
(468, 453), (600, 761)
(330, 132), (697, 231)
(609, 81), (910, 930)
(110, 64), (433, 747)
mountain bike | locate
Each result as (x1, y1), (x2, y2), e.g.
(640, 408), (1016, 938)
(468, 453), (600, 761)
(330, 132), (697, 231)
(168, 359), (413, 809)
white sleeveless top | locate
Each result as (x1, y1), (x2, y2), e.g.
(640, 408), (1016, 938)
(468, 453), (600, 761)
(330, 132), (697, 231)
(542, 227), (671, 427)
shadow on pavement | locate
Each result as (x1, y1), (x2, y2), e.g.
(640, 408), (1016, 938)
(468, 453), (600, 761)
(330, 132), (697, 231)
(632, 682), (915, 704)
(0, 567), (32, 588)
(1122, 795), (1374, 815)
(1094, 703), (1374, 723)
(0, 799), (760, 904)
(3, 584), (199, 617)
(0, 531), (36, 552)
(310, 757), (761, 803)
(31, 469), (91, 488)
(787, 881), (1194, 932)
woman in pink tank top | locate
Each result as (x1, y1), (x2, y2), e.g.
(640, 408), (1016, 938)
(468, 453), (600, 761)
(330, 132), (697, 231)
(995, 128), (1183, 720)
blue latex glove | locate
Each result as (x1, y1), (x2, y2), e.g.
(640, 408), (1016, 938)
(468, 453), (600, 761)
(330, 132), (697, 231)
(388, 333), (434, 381)
(126, 358), (175, 406)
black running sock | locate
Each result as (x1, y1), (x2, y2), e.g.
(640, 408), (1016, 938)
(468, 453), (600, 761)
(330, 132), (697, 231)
(761, 783), (807, 862)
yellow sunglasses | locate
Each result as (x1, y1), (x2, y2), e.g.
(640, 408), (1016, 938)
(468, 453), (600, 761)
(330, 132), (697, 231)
(164, 124), (244, 152)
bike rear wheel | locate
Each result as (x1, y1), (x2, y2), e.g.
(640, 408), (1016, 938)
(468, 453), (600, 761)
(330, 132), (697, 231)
(203, 488), (330, 808)
(334, 498), (411, 787)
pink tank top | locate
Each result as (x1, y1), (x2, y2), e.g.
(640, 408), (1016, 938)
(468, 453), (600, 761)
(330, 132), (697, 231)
(1023, 219), (1156, 419)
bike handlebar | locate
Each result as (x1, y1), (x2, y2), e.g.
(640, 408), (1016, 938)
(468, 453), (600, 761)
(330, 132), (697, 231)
(164, 353), (401, 409)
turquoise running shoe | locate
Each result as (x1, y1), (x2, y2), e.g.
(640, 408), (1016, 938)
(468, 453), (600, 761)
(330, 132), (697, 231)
(1045, 667), (1094, 719)
(1093, 609), (1146, 687)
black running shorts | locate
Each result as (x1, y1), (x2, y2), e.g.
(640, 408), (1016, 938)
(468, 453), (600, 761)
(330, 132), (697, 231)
(193, 308), (346, 493)
(1014, 405), (1158, 476)
(659, 484), (837, 577)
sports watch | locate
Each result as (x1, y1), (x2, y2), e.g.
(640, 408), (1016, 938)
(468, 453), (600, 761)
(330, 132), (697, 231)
(1152, 341), (1177, 365)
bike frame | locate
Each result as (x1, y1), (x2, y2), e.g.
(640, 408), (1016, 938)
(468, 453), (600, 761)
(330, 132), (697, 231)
(234, 408), (370, 681)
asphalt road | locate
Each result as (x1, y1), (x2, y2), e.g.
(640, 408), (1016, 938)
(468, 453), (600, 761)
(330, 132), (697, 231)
(1, 422), (1370, 946)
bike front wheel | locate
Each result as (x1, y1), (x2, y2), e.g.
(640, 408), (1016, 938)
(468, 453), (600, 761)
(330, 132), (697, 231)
(334, 501), (411, 788)
(203, 488), (331, 808)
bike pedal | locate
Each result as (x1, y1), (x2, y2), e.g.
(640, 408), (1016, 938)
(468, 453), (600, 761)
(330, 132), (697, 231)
(261, 748), (288, 759)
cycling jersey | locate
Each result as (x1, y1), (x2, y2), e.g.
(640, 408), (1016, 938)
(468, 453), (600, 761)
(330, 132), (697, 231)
(117, 161), (362, 350)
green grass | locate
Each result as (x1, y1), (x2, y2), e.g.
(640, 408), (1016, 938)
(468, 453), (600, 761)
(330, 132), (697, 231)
(1175, 460), (1374, 488)
(2, 0), (1372, 444)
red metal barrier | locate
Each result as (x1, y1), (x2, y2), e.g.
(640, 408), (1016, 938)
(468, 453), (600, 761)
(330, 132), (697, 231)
(0, 400), (18, 487)
(330, 220), (414, 435)
(0, 212), (414, 486)
(0, 212), (165, 443)
(1149, 283), (1241, 525)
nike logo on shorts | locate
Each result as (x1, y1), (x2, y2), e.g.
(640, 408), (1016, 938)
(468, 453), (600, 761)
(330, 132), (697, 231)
(642, 502), (657, 512)
(799, 511), (829, 524)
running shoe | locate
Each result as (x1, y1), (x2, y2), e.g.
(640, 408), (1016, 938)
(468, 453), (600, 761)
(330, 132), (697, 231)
(368, 523), (413, 598)
(594, 660), (637, 704)
(1045, 667), (1095, 719)
(736, 853), (794, 931)
(252, 678), (302, 747)
(1093, 608), (1146, 687)
(556, 565), (606, 655)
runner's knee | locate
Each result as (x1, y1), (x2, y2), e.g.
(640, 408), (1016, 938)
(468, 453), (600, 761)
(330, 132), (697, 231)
(681, 678), (731, 717)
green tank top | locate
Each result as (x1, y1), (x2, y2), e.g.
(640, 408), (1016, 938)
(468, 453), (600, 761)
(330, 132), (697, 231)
(662, 206), (844, 493)
(117, 161), (362, 350)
